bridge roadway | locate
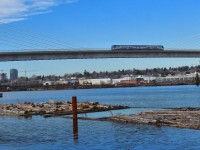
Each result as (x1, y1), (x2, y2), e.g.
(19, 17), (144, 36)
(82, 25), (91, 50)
(1, 49), (200, 61)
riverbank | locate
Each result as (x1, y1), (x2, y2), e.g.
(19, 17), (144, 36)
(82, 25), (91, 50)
(108, 108), (200, 130)
(0, 100), (128, 117)
(0, 82), (194, 92)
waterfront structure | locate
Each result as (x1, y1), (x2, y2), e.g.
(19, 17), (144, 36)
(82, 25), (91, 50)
(79, 78), (111, 85)
(10, 69), (18, 80)
(135, 75), (157, 83)
(112, 78), (122, 85)
(44, 73), (196, 87)
(43, 80), (68, 86)
(156, 74), (194, 83)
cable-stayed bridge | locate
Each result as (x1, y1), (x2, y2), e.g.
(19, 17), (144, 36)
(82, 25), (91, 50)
(1, 22), (200, 61)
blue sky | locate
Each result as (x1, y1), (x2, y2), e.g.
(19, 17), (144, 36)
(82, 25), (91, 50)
(1, 0), (200, 77)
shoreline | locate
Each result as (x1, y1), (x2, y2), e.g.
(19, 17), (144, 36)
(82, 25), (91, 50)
(0, 83), (195, 92)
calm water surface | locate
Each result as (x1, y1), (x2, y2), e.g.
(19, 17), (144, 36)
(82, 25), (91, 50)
(0, 85), (200, 150)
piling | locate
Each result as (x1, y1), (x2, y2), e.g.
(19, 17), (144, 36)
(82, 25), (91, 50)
(72, 96), (78, 139)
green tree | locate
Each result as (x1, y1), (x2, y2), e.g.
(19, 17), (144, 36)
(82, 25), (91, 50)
(83, 70), (91, 78)
(195, 73), (200, 86)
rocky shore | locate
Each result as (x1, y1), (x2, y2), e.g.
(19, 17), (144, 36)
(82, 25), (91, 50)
(0, 100), (128, 117)
(109, 108), (200, 130)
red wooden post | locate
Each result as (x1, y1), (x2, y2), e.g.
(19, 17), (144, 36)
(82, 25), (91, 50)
(72, 96), (78, 139)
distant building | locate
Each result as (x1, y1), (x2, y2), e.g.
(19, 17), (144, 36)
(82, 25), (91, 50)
(156, 75), (194, 83)
(10, 69), (18, 80)
(0, 73), (7, 81)
(43, 79), (69, 86)
(79, 78), (111, 85)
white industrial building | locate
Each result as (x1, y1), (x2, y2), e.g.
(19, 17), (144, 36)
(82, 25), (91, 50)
(156, 74), (194, 83)
(135, 75), (157, 83)
(79, 78), (111, 85)
(111, 78), (122, 85)
(43, 80), (68, 86)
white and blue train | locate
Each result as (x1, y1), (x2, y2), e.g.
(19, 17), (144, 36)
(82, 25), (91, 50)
(111, 45), (164, 51)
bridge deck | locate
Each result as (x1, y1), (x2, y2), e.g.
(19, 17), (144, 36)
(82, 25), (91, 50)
(1, 50), (200, 61)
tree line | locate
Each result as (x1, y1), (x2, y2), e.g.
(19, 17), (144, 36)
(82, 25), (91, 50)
(62, 65), (200, 79)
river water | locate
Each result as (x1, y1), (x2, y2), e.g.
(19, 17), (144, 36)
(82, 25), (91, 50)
(0, 85), (200, 150)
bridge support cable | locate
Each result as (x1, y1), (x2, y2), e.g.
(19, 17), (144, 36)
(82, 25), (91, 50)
(0, 28), (57, 50)
(0, 22), (86, 51)
(167, 33), (200, 50)
(0, 22), (72, 50)
(0, 41), (28, 51)
(0, 24), (70, 50)
(0, 37), (40, 51)
(0, 33), (47, 50)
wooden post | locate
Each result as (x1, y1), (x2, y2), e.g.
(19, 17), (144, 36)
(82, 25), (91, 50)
(72, 96), (78, 139)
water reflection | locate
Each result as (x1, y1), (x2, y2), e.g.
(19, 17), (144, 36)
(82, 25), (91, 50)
(73, 118), (78, 140)
(72, 96), (79, 141)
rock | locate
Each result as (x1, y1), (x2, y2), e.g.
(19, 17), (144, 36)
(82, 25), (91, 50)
(48, 100), (56, 104)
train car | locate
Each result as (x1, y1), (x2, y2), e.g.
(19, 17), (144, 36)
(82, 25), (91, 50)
(111, 45), (164, 51)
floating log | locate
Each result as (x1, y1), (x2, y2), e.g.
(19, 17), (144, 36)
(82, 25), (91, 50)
(108, 108), (200, 130)
(0, 100), (129, 117)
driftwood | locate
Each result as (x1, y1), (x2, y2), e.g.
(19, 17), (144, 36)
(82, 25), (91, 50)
(0, 100), (128, 117)
(108, 108), (200, 130)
